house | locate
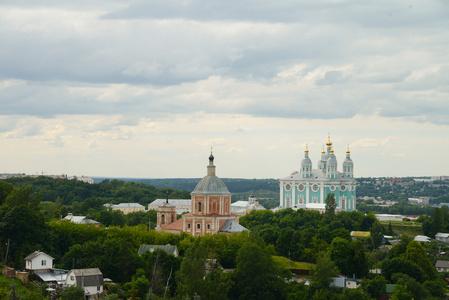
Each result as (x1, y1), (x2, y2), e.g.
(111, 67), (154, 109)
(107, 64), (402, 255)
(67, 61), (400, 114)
(435, 260), (449, 272)
(231, 193), (266, 216)
(65, 268), (104, 299)
(64, 213), (100, 227)
(435, 232), (449, 244)
(25, 251), (54, 273)
(138, 245), (179, 257)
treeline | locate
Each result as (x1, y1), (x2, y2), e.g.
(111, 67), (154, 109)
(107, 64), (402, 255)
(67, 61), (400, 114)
(357, 203), (435, 216)
(109, 177), (280, 193)
(3, 176), (190, 206)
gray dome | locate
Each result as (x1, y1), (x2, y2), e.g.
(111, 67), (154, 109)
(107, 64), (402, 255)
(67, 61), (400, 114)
(327, 155), (337, 165)
(343, 157), (353, 165)
(301, 157), (312, 165)
(192, 175), (230, 194)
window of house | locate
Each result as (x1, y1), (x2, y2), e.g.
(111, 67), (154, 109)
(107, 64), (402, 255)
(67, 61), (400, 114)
(71, 276), (74, 281)
(197, 223), (201, 229)
(41, 260), (46, 266)
(97, 286), (101, 292)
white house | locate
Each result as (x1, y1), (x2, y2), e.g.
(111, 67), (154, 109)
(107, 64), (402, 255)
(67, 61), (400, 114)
(65, 268), (103, 299)
(25, 251), (54, 272)
(64, 213), (100, 227)
(435, 232), (449, 244)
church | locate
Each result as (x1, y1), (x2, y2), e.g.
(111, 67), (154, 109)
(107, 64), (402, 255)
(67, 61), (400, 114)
(279, 137), (356, 212)
(156, 152), (248, 236)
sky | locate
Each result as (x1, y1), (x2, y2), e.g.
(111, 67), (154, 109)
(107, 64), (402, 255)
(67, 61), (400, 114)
(0, 0), (448, 179)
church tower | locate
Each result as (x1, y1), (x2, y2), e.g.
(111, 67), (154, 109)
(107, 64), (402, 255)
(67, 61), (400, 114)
(155, 193), (177, 231)
(342, 146), (354, 178)
(300, 145), (312, 178)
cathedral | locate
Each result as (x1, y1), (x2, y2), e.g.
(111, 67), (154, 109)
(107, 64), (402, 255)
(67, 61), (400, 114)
(157, 152), (247, 236)
(279, 137), (356, 212)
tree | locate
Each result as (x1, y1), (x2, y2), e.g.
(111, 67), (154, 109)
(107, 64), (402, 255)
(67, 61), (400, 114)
(231, 241), (288, 300)
(361, 275), (387, 299)
(325, 193), (336, 216)
(59, 286), (85, 300)
(311, 252), (339, 288)
(402, 240), (436, 280)
(329, 237), (352, 275)
(370, 221), (384, 249)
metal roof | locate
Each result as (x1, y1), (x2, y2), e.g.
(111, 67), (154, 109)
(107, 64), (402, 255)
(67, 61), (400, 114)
(192, 175), (230, 194)
(112, 203), (145, 208)
(25, 251), (54, 261)
(69, 268), (103, 287)
(149, 199), (192, 206)
(218, 219), (248, 233)
(138, 245), (179, 256)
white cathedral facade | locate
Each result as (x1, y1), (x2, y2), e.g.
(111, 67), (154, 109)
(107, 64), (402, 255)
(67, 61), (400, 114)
(279, 137), (356, 212)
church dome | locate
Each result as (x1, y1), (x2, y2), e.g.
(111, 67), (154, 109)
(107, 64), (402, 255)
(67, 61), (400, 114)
(327, 149), (337, 165)
(343, 157), (353, 166)
(192, 153), (230, 194)
(192, 175), (230, 194)
(301, 156), (312, 165)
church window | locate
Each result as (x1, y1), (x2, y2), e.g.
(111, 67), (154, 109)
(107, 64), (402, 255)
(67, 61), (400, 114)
(298, 184), (304, 191)
(197, 223), (201, 229)
(330, 185), (336, 191)
(312, 184), (319, 192)
(340, 185), (346, 191)
(207, 224), (210, 230)
(161, 214), (165, 224)
(198, 202), (202, 212)
(187, 223), (191, 229)
(171, 214), (174, 223)
(285, 184), (291, 191)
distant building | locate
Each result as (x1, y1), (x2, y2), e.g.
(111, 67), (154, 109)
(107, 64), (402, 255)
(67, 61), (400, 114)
(375, 214), (404, 222)
(148, 199), (192, 214)
(63, 213), (100, 227)
(110, 203), (145, 214)
(435, 260), (449, 272)
(156, 153), (248, 236)
(408, 197), (430, 205)
(231, 192), (266, 216)
(68, 175), (94, 184)
(435, 232), (449, 244)
(279, 137), (356, 212)
(138, 245), (179, 257)
(414, 235), (431, 243)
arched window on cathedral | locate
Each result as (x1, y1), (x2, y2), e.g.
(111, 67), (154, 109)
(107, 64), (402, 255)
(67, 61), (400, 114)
(198, 202), (202, 212)
(161, 214), (165, 224)
(171, 214), (174, 223)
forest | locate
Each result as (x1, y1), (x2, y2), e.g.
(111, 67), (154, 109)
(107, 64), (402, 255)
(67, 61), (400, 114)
(0, 177), (449, 299)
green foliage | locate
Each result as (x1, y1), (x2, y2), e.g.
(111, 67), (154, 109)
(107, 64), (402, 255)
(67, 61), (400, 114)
(230, 241), (288, 300)
(310, 253), (339, 288)
(370, 220), (384, 249)
(325, 193), (336, 217)
(59, 285), (85, 300)
(361, 275), (387, 299)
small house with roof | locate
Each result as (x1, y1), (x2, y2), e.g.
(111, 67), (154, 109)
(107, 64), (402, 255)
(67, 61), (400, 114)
(25, 251), (54, 273)
(65, 268), (104, 299)
(436, 232), (449, 244)
(138, 245), (179, 257)
(435, 260), (449, 272)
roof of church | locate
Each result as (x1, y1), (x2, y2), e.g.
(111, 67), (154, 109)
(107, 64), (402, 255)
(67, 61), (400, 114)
(149, 199), (191, 206)
(162, 218), (184, 231)
(281, 169), (355, 182)
(192, 174), (230, 194)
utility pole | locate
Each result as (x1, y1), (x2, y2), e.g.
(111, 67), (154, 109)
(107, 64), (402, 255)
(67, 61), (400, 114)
(5, 238), (10, 264)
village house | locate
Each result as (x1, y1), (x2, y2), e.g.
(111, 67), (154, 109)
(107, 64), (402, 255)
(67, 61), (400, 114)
(65, 268), (104, 299)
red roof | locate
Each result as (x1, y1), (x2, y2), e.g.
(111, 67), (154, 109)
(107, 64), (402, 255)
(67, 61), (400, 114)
(163, 218), (183, 231)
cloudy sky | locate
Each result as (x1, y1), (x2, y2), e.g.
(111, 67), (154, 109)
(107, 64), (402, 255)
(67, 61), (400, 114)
(0, 0), (448, 179)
